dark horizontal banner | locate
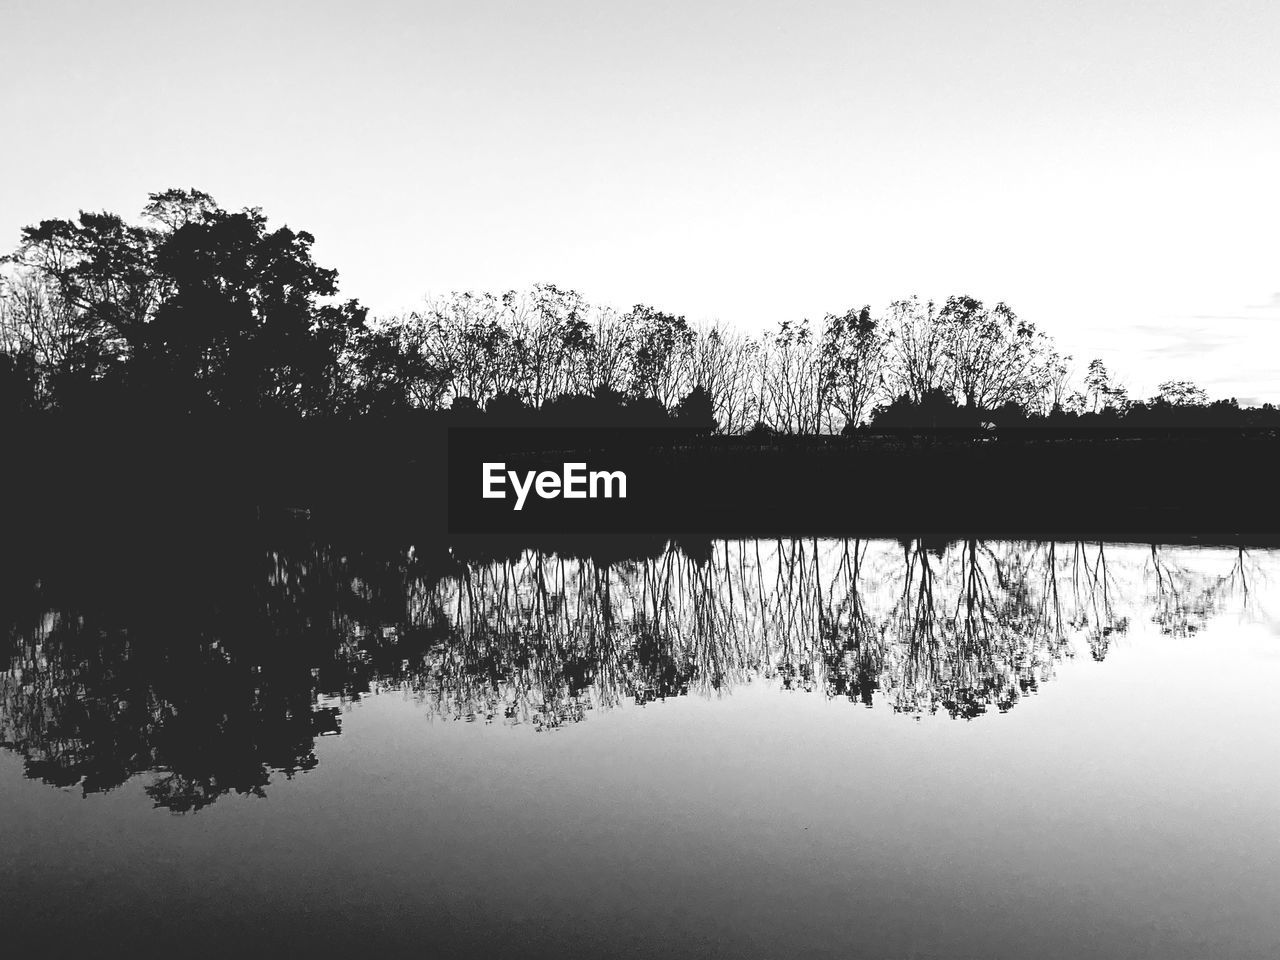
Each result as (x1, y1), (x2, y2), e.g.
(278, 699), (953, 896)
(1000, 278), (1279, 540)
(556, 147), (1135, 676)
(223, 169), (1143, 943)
(448, 428), (683, 533)
(446, 427), (1280, 535)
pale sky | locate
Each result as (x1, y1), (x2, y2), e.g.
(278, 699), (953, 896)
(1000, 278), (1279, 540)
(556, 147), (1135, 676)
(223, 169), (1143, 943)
(2, 0), (1277, 402)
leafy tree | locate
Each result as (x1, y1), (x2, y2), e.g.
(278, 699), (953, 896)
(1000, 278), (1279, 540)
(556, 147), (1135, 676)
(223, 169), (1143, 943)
(11, 210), (160, 404)
(343, 322), (450, 415)
(820, 305), (887, 430)
(8, 189), (367, 415)
(146, 198), (367, 413)
(1083, 358), (1128, 413)
(626, 304), (694, 406)
(1156, 379), (1208, 406)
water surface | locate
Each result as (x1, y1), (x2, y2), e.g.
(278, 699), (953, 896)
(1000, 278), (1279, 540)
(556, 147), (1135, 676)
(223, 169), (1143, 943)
(3, 537), (1278, 958)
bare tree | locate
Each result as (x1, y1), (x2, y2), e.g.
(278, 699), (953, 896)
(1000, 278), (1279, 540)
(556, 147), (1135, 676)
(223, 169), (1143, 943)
(939, 295), (1056, 410)
(884, 296), (948, 403)
(414, 291), (517, 406)
(689, 322), (760, 434)
(0, 266), (81, 405)
(759, 319), (823, 433)
(506, 284), (594, 406)
(585, 304), (633, 394)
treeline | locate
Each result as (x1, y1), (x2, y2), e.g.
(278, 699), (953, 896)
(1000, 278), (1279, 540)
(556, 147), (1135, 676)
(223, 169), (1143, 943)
(2, 188), (1275, 432)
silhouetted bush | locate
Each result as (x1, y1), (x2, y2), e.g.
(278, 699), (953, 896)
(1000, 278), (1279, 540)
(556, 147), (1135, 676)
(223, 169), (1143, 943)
(485, 390), (531, 422)
(673, 385), (717, 434)
(869, 390), (985, 431)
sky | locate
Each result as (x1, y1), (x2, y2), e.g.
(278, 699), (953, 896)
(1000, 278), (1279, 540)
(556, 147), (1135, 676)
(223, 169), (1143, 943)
(2, 0), (1278, 403)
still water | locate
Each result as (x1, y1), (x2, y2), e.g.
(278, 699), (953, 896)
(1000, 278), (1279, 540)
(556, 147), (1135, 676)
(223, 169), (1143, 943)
(3, 536), (1279, 958)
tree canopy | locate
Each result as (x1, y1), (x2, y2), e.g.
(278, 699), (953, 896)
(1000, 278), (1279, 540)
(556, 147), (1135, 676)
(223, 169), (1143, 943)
(4, 189), (365, 415)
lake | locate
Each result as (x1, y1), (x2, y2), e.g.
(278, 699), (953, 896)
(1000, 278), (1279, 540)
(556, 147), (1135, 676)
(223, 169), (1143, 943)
(3, 535), (1278, 958)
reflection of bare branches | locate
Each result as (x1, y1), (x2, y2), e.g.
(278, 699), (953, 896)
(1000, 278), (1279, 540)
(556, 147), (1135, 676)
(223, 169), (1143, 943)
(1224, 548), (1267, 624)
(2, 538), (1277, 810)
(1067, 542), (1129, 660)
(822, 540), (885, 707)
(1144, 545), (1263, 640)
(236, 537), (1102, 731)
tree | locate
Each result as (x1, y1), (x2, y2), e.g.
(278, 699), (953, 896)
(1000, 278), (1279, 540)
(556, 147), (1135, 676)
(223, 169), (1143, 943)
(1083, 359), (1128, 413)
(673, 384), (717, 433)
(146, 200), (366, 413)
(884, 296), (948, 404)
(819, 305), (888, 431)
(688, 322), (759, 435)
(1041, 352), (1075, 416)
(626, 304), (694, 407)
(506, 283), (594, 407)
(1156, 379), (1208, 406)
(11, 210), (161, 403)
(411, 291), (514, 408)
(343, 322), (450, 415)
(584, 305), (632, 395)
(0, 265), (78, 407)
(938, 295), (1055, 411)
(760, 318), (822, 434)
(141, 187), (219, 231)
(8, 190), (367, 415)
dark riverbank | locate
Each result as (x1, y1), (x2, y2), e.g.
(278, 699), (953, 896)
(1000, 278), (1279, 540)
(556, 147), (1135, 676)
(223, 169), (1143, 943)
(3, 416), (1278, 537)
(447, 426), (1280, 536)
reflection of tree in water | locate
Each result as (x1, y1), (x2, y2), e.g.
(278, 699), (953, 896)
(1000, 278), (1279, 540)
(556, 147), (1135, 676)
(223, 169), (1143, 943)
(821, 539), (885, 707)
(848, 539), (1077, 717)
(0, 535), (1273, 809)
(0, 534), (441, 811)
(1066, 542), (1129, 661)
(1145, 545), (1264, 639)
(1, 598), (342, 813)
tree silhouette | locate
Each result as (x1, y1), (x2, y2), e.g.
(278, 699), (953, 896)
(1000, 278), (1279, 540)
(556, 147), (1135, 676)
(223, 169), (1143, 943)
(673, 384), (717, 433)
(1156, 379), (1209, 406)
(9, 189), (366, 415)
(820, 305), (886, 430)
